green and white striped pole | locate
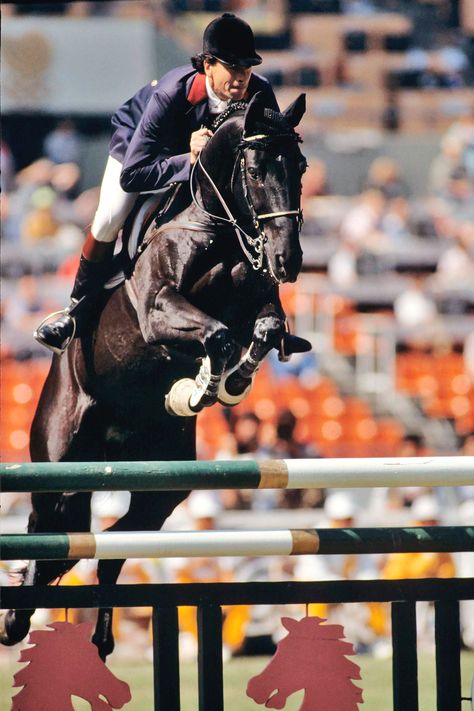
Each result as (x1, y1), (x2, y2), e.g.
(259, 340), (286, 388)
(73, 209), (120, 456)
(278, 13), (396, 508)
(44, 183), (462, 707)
(1, 526), (473, 561)
(1, 456), (473, 492)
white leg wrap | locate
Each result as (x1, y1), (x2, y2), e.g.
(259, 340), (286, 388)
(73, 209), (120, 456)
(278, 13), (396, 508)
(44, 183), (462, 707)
(165, 358), (221, 417)
(164, 379), (196, 417)
(217, 354), (257, 406)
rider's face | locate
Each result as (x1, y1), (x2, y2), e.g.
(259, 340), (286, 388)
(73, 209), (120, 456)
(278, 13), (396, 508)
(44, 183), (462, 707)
(204, 59), (252, 102)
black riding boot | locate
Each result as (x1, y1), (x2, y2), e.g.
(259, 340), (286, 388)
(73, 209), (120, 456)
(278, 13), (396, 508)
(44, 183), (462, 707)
(34, 236), (114, 355)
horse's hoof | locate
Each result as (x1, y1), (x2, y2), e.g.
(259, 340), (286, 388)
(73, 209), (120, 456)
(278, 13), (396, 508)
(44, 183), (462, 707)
(165, 379), (197, 417)
(0, 610), (31, 646)
(92, 633), (115, 661)
(217, 375), (253, 406)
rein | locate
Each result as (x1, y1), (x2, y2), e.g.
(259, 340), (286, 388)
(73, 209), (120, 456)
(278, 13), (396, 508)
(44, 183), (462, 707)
(191, 154), (267, 270)
(190, 123), (303, 273)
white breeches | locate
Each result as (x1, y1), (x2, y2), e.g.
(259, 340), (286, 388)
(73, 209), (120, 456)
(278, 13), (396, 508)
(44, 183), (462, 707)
(91, 155), (138, 243)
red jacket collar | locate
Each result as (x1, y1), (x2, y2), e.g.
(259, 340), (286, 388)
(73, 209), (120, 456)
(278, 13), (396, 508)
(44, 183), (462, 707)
(187, 73), (207, 106)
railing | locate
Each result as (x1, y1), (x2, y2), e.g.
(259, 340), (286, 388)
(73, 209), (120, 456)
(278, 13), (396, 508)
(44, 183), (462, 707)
(2, 456), (474, 491)
(2, 579), (472, 711)
(1, 456), (473, 711)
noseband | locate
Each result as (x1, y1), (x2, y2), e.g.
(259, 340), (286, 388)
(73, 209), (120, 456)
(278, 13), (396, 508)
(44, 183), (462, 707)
(190, 126), (303, 273)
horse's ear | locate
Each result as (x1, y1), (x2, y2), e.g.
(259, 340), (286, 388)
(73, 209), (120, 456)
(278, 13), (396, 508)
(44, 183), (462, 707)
(282, 93), (306, 128)
(281, 617), (300, 633)
(243, 92), (265, 135)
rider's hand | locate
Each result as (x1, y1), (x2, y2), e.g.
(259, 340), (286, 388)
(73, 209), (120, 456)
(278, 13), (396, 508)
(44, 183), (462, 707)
(190, 128), (213, 164)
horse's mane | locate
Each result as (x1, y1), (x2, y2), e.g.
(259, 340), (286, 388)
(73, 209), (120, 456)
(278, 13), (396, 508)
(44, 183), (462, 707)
(211, 100), (298, 143)
(211, 101), (248, 131)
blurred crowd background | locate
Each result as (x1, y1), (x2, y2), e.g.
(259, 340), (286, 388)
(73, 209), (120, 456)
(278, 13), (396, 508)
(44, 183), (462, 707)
(1, 0), (473, 658)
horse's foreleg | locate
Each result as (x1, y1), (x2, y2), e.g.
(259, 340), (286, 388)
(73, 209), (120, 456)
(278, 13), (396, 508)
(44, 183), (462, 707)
(165, 327), (238, 416)
(218, 306), (285, 406)
(186, 327), (237, 412)
(137, 282), (238, 416)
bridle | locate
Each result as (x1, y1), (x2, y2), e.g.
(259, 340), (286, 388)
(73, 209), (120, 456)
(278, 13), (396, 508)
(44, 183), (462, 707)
(190, 124), (303, 274)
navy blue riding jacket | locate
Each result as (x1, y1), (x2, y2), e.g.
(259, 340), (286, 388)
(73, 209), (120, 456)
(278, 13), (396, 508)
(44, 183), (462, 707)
(116, 64), (278, 194)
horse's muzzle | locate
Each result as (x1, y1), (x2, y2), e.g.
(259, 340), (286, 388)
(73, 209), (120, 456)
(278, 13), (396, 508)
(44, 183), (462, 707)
(275, 250), (302, 283)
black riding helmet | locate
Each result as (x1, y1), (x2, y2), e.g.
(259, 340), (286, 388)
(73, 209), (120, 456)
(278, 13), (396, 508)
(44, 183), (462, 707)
(203, 13), (262, 68)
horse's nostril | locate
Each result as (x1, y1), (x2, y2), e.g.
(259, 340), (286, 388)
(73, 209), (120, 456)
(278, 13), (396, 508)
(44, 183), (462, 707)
(277, 255), (287, 276)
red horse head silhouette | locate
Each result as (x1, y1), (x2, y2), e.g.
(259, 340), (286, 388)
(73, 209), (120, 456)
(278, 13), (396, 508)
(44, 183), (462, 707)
(11, 621), (131, 711)
(247, 616), (363, 711)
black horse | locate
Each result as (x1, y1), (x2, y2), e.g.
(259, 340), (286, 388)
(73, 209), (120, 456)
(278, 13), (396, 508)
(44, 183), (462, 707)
(0, 92), (307, 659)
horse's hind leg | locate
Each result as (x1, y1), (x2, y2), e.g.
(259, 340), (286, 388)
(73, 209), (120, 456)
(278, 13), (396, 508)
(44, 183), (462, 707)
(0, 493), (61, 645)
(92, 490), (189, 660)
(0, 491), (92, 646)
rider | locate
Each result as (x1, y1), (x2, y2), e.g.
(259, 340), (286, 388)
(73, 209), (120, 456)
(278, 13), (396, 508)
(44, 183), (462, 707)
(34, 13), (279, 355)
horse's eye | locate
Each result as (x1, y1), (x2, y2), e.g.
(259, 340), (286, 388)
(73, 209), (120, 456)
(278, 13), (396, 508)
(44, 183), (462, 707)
(247, 166), (259, 180)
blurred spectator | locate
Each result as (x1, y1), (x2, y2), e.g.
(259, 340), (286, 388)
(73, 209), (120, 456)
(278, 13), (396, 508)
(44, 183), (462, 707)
(1, 275), (59, 358)
(261, 409), (324, 510)
(393, 275), (446, 348)
(464, 333), (474, 381)
(20, 186), (61, 244)
(456, 499), (474, 650)
(91, 490), (131, 531)
(51, 162), (82, 201)
(380, 196), (413, 242)
(396, 433), (431, 506)
(14, 158), (55, 197)
(381, 91), (400, 133)
(43, 119), (81, 165)
(0, 140), (16, 193)
(458, 431), (474, 503)
(446, 114), (474, 151)
(342, 0), (376, 15)
(301, 159), (329, 203)
(365, 157), (409, 200)
(339, 189), (387, 251)
(429, 133), (465, 193)
(263, 408), (320, 460)
(370, 433), (431, 517)
(435, 40), (469, 87)
(164, 491), (234, 660)
(295, 493), (380, 653)
(381, 494), (455, 649)
(3, 159), (55, 246)
(328, 237), (359, 288)
(406, 46), (430, 74)
(217, 411), (264, 459)
(267, 347), (320, 388)
(432, 221), (474, 287)
(439, 166), (474, 222)
(230, 555), (280, 657)
(217, 412), (265, 509)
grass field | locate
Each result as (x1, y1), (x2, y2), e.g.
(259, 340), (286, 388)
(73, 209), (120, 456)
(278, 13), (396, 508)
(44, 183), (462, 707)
(1, 651), (473, 710)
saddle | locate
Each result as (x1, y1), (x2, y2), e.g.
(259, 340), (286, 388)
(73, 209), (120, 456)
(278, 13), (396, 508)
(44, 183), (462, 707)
(104, 183), (189, 290)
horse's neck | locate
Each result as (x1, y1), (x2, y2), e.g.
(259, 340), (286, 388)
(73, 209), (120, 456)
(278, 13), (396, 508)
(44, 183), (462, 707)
(197, 124), (240, 219)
